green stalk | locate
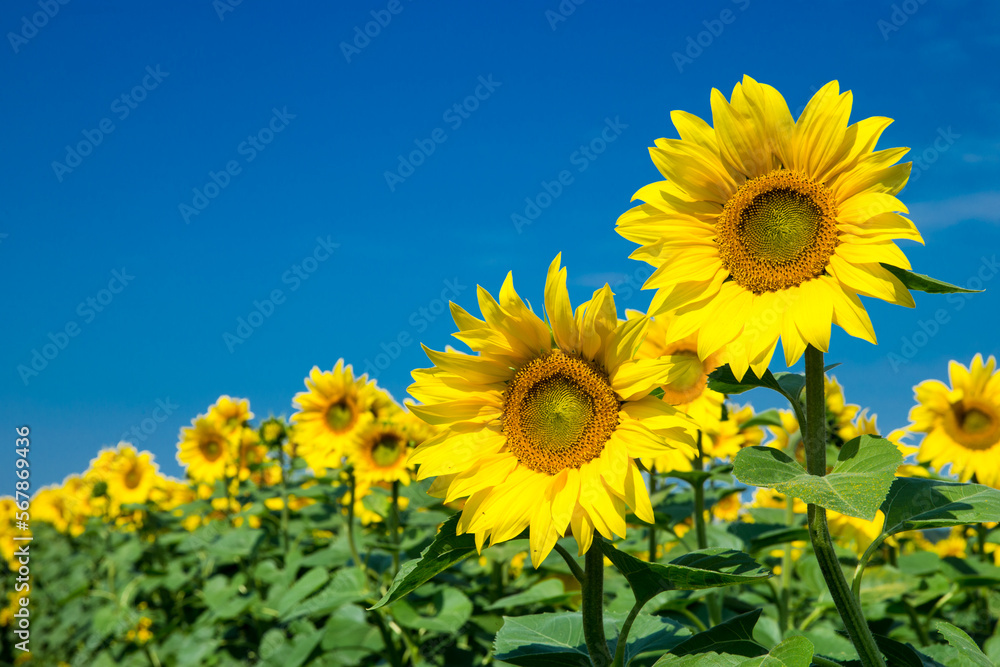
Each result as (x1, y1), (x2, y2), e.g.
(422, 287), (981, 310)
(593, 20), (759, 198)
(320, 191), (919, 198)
(648, 471), (658, 562)
(582, 541), (612, 667)
(692, 431), (722, 626)
(611, 600), (644, 667)
(346, 470), (363, 570)
(277, 443), (290, 556)
(804, 345), (885, 667)
(390, 480), (401, 576)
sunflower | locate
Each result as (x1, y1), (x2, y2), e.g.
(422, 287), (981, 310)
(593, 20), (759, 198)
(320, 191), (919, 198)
(349, 413), (425, 487)
(292, 360), (376, 474)
(617, 76), (921, 380)
(408, 255), (697, 565)
(177, 417), (233, 483)
(104, 444), (158, 507)
(207, 395), (253, 434)
(909, 354), (1000, 487)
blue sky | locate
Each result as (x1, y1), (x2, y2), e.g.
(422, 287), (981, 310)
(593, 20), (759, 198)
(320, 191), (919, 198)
(2, 0), (998, 488)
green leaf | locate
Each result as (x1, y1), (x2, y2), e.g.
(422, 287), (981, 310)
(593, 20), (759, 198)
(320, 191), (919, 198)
(598, 542), (772, 604)
(486, 579), (573, 611)
(370, 512), (477, 609)
(739, 409), (786, 430)
(737, 636), (814, 667)
(880, 477), (1000, 536)
(934, 621), (994, 667)
(280, 567), (366, 622)
(319, 604), (384, 664)
(665, 609), (768, 659)
(271, 566), (329, 619)
(880, 263), (982, 294)
(708, 365), (784, 395)
(492, 612), (590, 667)
(392, 587), (473, 633)
(733, 435), (903, 520)
(204, 525), (263, 562)
(608, 612), (690, 666)
(653, 654), (743, 666)
(872, 634), (948, 667)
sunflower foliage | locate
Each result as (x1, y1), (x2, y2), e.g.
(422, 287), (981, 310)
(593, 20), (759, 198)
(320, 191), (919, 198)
(5, 78), (1000, 667)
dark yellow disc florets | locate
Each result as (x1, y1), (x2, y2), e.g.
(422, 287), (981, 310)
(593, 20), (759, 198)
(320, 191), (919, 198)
(946, 400), (1000, 451)
(502, 350), (620, 475)
(717, 169), (839, 293)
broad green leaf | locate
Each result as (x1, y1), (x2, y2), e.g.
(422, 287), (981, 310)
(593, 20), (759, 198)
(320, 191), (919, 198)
(737, 636), (814, 667)
(773, 373), (806, 404)
(492, 612), (590, 667)
(880, 263), (981, 294)
(934, 621), (994, 667)
(486, 579), (573, 611)
(733, 435), (902, 520)
(872, 634), (948, 667)
(708, 365), (784, 395)
(204, 525), (263, 562)
(370, 513), (478, 609)
(319, 604), (384, 663)
(598, 542), (772, 603)
(654, 653), (743, 667)
(279, 567), (366, 622)
(393, 587), (473, 633)
(880, 477), (1000, 536)
(608, 613), (691, 665)
(271, 566), (329, 618)
(739, 409), (786, 430)
(664, 609), (768, 659)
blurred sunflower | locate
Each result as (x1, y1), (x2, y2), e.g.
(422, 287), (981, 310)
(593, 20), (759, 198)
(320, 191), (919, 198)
(104, 444), (158, 507)
(292, 360), (376, 474)
(177, 417), (233, 483)
(349, 412), (429, 487)
(617, 76), (921, 380)
(207, 395), (253, 434)
(909, 354), (1000, 487)
(408, 255), (696, 565)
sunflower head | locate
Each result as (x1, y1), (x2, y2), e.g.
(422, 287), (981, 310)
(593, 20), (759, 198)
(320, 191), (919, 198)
(618, 76), (923, 380)
(291, 360), (376, 475)
(408, 255), (697, 565)
(208, 396), (254, 434)
(177, 417), (234, 483)
(909, 354), (1000, 487)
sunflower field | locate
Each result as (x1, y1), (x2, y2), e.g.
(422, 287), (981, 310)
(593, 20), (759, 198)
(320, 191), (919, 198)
(4, 78), (1000, 667)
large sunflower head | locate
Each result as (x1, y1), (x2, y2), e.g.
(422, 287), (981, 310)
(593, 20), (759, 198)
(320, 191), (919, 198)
(408, 255), (697, 565)
(909, 354), (1000, 487)
(291, 360), (376, 474)
(618, 76), (922, 380)
(177, 417), (233, 483)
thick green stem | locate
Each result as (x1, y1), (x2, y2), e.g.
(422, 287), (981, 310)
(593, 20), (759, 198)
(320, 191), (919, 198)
(554, 542), (586, 583)
(804, 346), (885, 667)
(278, 444), (290, 556)
(611, 600), (644, 667)
(346, 471), (363, 570)
(582, 541), (612, 667)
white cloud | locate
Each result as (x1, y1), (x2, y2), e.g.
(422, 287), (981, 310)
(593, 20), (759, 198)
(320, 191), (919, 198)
(908, 191), (1000, 229)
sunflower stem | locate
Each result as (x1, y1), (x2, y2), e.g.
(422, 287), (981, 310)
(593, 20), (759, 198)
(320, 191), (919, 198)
(804, 345), (885, 667)
(554, 542), (586, 584)
(611, 599), (644, 667)
(692, 431), (722, 627)
(582, 540), (612, 667)
(346, 470), (363, 570)
(277, 443), (290, 556)
(647, 471), (658, 562)
(390, 480), (401, 576)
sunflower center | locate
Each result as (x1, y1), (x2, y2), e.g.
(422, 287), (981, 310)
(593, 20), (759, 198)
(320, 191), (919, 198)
(717, 169), (839, 294)
(124, 468), (142, 489)
(371, 435), (404, 468)
(325, 399), (356, 433)
(502, 350), (620, 475)
(947, 400), (1000, 451)
(202, 440), (223, 461)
